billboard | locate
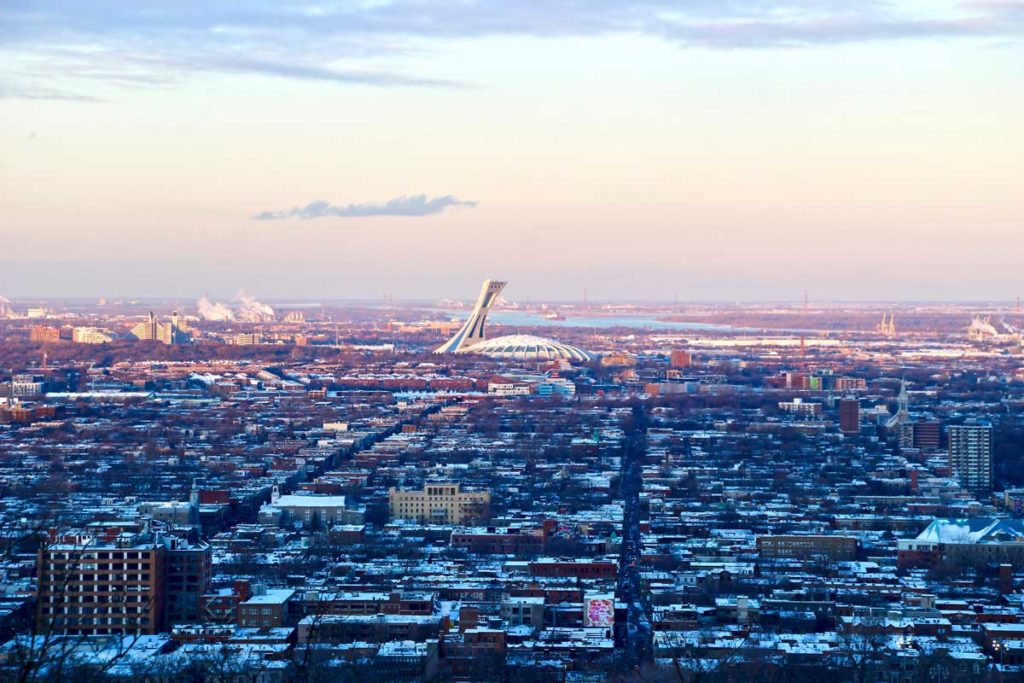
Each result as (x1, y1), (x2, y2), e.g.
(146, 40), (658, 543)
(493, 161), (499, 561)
(584, 593), (615, 628)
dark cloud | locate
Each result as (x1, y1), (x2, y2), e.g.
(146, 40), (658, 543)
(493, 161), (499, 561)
(253, 195), (478, 220)
(1, 1), (1021, 100)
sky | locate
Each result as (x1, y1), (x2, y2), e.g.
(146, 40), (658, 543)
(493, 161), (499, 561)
(1, 1), (1022, 302)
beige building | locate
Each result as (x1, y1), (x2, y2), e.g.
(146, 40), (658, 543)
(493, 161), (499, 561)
(389, 483), (490, 525)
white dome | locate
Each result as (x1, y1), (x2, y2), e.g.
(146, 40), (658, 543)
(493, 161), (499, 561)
(462, 334), (592, 362)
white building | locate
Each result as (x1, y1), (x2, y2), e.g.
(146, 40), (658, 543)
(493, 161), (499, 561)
(72, 327), (115, 344)
(948, 423), (993, 494)
(260, 487), (363, 528)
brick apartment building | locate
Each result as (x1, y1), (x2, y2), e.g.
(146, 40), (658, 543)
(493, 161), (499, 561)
(451, 526), (547, 555)
(36, 529), (211, 635)
(757, 535), (859, 562)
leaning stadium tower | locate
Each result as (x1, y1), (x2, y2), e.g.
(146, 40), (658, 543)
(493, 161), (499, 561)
(434, 279), (507, 353)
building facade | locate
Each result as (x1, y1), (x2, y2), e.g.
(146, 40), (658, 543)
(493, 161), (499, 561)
(838, 398), (860, 434)
(130, 311), (191, 345)
(72, 327), (115, 344)
(36, 530), (211, 635)
(757, 535), (859, 562)
(37, 533), (166, 635)
(389, 483), (490, 525)
(948, 423), (994, 493)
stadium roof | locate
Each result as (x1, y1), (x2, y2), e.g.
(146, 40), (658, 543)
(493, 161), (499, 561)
(464, 334), (592, 362)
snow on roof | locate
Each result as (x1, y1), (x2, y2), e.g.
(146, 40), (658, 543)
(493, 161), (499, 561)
(241, 588), (295, 605)
(273, 494), (346, 508)
(916, 518), (1024, 544)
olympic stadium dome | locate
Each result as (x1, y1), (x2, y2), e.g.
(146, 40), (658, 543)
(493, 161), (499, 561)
(464, 334), (592, 362)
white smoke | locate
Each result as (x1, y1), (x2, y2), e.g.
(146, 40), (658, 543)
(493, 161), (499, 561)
(235, 290), (275, 322)
(968, 316), (999, 338)
(0, 294), (12, 318)
(197, 295), (236, 321)
(196, 292), (275, 322)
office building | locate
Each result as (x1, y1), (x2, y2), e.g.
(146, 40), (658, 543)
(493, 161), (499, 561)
(10, 375), (45, 397)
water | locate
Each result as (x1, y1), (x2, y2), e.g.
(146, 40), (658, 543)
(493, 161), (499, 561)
(481, 310), (745, 332)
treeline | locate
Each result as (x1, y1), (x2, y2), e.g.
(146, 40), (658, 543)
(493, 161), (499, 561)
(0, 341), (374, 373)
(995, 418), (1024, 488)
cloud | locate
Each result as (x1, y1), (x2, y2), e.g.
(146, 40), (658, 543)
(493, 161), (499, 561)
(0, 83), (105, 103)
(657, 15), (1000, 48)
(253, 194), (478, 220)
(202, 57), (463, 89)
(1, 1), (1022, 100)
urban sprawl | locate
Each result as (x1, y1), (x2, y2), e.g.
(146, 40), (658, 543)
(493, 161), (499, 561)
(1, 284), (1024, 682)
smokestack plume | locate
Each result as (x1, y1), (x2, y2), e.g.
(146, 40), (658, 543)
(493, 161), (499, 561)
(196, 292), (275, 322)
(234, 290), (274, 322)
(197, 296), (236, 322)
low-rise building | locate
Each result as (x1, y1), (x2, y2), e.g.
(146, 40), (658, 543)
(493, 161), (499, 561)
(389, 483), (490, 525)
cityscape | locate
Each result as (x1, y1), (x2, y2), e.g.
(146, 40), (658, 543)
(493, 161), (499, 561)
(1, 286), (1024, 681)
(3, 0), (1024, 680)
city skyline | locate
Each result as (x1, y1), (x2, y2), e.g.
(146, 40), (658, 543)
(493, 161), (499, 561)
(5, 4), (1024, 678)
(3, 1), (1023, 300)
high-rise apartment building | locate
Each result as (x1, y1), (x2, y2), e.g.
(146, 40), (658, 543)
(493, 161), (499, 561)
(670, 350), (692, 369)
(130, 311), (191, 345)
(838, 398), (860, 434)
(948, 423), (994, 494)
(164, 541), (213, 624)
(36, 529), (211, 635)
(29, 325), (61, 343)
(37, 532), (166, 635)
(899, 420), (942, 451)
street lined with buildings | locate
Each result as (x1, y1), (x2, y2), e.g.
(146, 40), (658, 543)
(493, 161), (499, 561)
(2, 289), (1024, 680)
